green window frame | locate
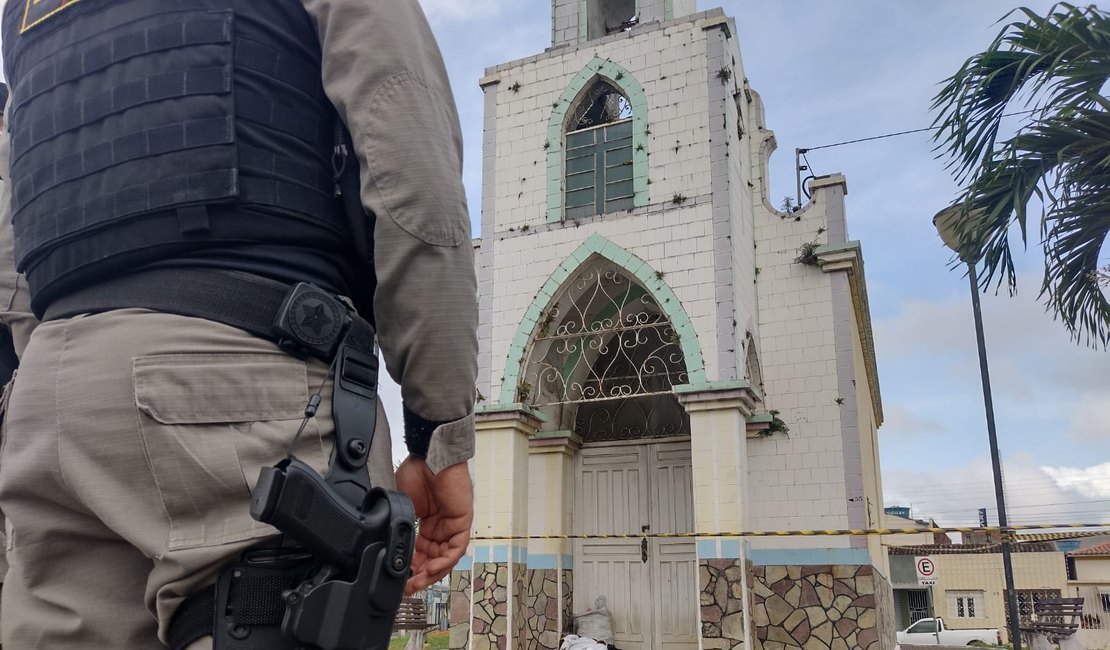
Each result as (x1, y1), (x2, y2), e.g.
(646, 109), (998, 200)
(564, 118), (634, 219)
(547, 59), (648, 223)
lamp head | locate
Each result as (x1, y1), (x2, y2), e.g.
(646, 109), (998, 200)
(933, 204), (986, 263)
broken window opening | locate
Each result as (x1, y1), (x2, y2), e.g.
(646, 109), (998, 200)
(586, 0), (637, 41)
(570, 81), (633, 132)
(605, 14), (639, 35)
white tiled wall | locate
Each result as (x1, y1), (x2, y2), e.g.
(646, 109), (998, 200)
(487, 18), (716, 234)
(481, 9), (875, 546)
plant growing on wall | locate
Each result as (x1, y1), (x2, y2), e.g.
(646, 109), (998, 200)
(794, 240), (821, 267)
(758, 410), (790, 437)
(516, 380), (533, 403)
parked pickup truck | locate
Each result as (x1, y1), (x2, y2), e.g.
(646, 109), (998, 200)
(896, 617), (1001, 646)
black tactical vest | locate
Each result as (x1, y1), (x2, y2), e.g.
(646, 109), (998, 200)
(2, 0), (356, 315)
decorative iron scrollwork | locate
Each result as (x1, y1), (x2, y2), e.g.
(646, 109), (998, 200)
(521, 261), (691, 442)
(571, 81), (633, 131)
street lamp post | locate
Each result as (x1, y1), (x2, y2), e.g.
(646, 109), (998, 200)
(934, 206), (1023, 650)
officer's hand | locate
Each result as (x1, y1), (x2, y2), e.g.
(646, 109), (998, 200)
(395, 456), (474, 594)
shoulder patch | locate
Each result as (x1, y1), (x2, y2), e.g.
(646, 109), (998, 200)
(21, 0), (83, 34)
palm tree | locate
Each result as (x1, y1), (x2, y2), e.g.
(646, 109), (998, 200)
(931, 2), (1110, 347)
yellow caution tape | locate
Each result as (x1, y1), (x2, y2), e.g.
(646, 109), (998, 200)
(1014, 530), (1110, 543)
(470, 523), (1110, 542)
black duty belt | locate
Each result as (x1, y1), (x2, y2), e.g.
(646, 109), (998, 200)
(44, 268), (365, 362)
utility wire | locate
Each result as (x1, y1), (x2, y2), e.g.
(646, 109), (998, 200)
(888, 482), (1110, 495)
(887, 488), (1110, 503)
(904, 501), (1110, 514)
(799, 109), (1040, 153)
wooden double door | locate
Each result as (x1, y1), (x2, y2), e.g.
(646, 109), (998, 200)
(574, 441), (698, 650)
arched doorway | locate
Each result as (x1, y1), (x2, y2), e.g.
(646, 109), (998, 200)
(520, 256), (698, 650)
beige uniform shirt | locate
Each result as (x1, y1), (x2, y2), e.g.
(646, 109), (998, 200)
(0, 0), (478, 473)
(300, 0), (478, 472)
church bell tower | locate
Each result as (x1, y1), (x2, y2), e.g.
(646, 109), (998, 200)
(450, 2), (894, 650)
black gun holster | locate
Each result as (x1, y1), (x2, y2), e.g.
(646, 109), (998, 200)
(47, 270), (418, 650)
(116, 279), (419, 650)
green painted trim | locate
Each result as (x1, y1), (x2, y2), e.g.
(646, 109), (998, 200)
(814, 241), (862, 255)
(673, 379), (752, 394)
(746, 413), (774, 425)
(547, 58), (649, 223)
(475, 402), (549, 422)
(532, 429), (580, 440)
(578, 0), (588, 42)
(664, 0), (674, 20)
(499, 234), (707, 403)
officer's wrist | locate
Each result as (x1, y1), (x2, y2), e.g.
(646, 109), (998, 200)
(402, 405), (446, 459)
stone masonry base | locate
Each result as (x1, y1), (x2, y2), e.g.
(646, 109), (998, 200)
(700, 559), (752, 649)
(752, 564), (896, 650)
(452, 565), (573, 650)
(449, 570), (472, 649)
(452, 562), (895, 650)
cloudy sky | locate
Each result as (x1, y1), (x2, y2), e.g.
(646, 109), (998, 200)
(378, 0), (1110, 530)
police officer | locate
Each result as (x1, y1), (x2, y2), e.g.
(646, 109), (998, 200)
(0, 82), (39, 650)
(0, 82), (37, 369)
(0, 1), (478, 648)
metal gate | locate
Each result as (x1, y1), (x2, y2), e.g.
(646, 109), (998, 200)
(908, 590), (930, 623)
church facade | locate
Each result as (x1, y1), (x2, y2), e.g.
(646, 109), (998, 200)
(450, 3), (895, 650)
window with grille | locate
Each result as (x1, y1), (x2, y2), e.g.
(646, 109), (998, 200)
(520, 258), (691, 442)
(1008, 590), (1062, 628)
(947, 591), (984, 619)
(565, 81), (635, 219)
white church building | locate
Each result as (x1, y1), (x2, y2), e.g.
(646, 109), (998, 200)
(450, 3), (896, 650)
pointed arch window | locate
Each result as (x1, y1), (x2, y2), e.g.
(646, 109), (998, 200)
(520, 257), (690, 442)
(565, 80), (635, 219)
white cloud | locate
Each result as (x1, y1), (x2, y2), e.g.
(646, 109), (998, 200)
(884, 455), (1110, 528)
(874, 272), (1081, 362)
(1065, 397), (1110, 444)
(882, 403), (944, 440)
(1043, 463), (1110, 501)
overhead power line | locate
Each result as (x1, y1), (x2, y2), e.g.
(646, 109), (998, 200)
(798, 109), (1040, 153)
(791, 109), (1043, 205)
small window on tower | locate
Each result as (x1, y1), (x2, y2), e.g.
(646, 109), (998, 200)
(586, 0), (637, 40)
(564, 80), (634, 219)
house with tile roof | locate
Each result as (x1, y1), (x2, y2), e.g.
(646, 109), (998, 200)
(1067, 540), (1110, 648)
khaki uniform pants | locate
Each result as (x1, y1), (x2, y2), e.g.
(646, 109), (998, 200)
(0, 309), (394, 648)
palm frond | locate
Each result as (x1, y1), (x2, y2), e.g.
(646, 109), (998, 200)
(932, 2), (1110, 347)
